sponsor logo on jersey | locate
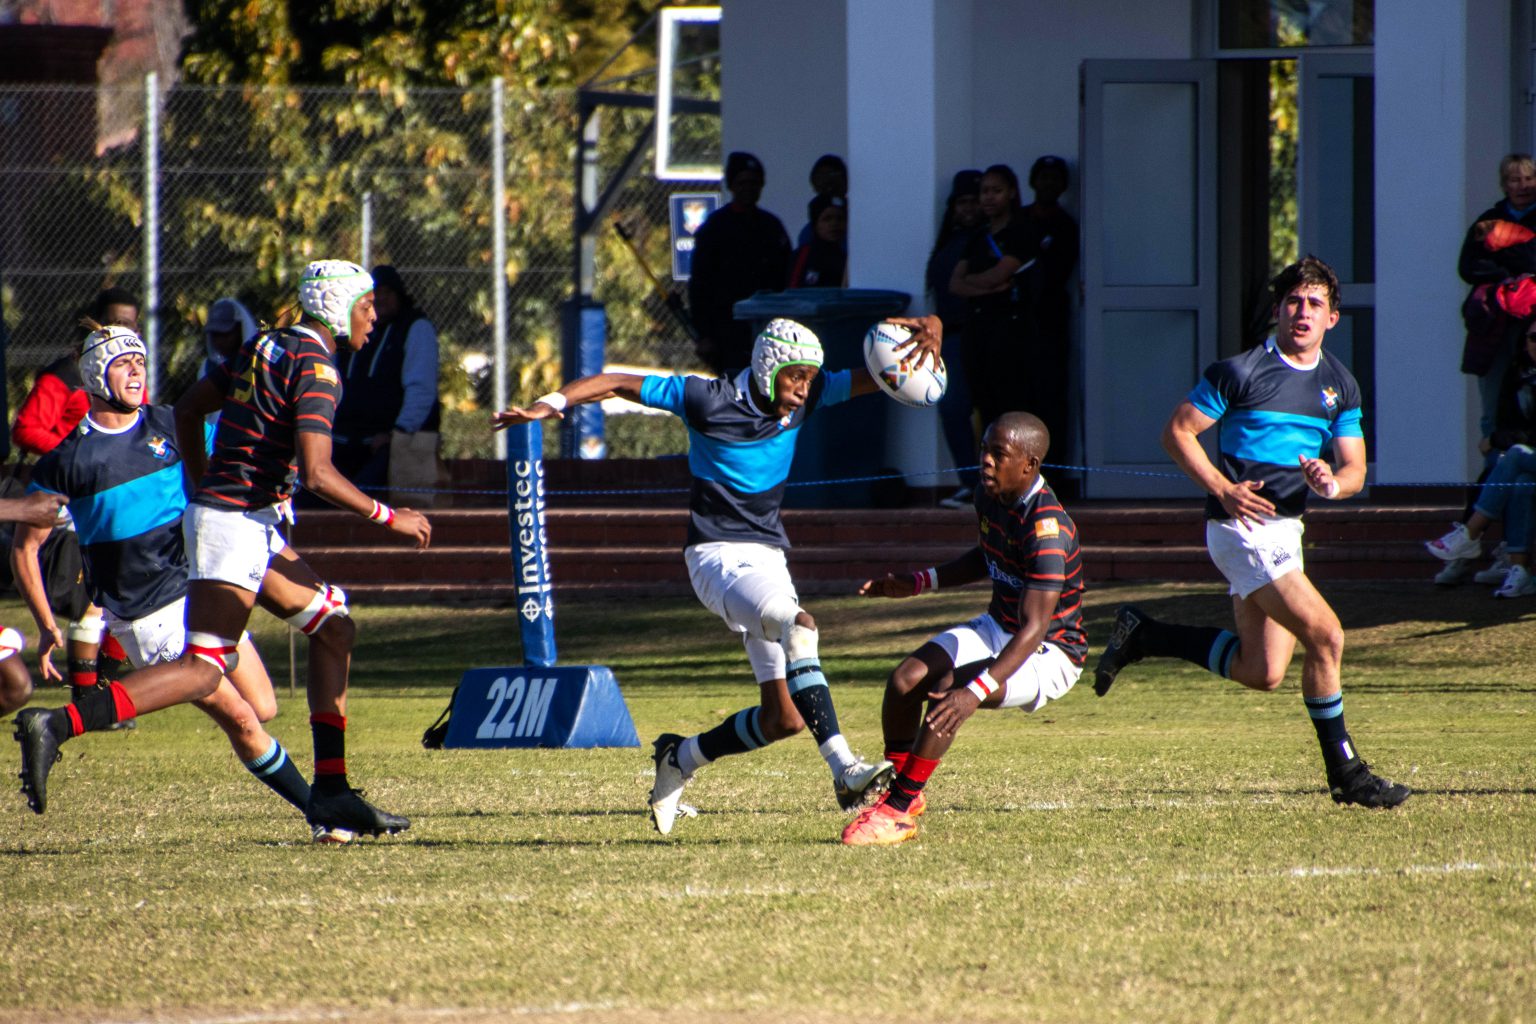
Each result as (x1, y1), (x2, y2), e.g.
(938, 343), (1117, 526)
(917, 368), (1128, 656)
(1320, 386), (1339, 412)
(146, 435), (170, 459)
(985, 558), (1023, 589)
(1034, 517), (1060, 539)
(314, 363), (339, 387)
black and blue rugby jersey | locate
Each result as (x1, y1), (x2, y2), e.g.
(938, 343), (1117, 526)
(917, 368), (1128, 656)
(638, 368), (852, 548)
(974, 476), (1086, 665)
(28, 406), (190, 621)
(197, 326), (340, 510)
(1187, 339), (1363, 521)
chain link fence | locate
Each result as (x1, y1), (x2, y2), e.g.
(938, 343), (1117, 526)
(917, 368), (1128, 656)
(1, 79), (709, 461)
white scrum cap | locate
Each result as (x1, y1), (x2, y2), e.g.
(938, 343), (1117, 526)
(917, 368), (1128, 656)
(751, 318), (823, 401)
(298, 259), (373, 338)
(78, 325), (147, 402)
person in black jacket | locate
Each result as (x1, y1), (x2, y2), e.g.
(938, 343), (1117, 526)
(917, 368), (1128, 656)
(330, 265), (442, 502)
(687, 152), (792, 374)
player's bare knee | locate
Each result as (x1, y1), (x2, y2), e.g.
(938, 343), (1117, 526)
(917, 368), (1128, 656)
(888, 656), (930, 697)
(1306, 623), (1344, 664)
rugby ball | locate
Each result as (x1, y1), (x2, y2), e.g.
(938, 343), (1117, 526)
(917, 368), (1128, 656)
(862, 322), (947, 408)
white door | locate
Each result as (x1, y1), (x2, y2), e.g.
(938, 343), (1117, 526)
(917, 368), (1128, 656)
(1080, 60), (1219, 498)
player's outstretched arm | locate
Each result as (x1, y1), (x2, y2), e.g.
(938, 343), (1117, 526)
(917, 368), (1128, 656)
(296, 431), (432, 550)
(858, 545), (986, 598)
(0, 492), (67, 529)
(490, 373), (647, 429)
(1162, 400), (1274, 526)
(10, 522), (65, 681)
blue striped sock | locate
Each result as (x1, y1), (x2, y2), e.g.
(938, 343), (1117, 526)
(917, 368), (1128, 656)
(243, 738), (310, 812)
(1304, 693), (1353, 769)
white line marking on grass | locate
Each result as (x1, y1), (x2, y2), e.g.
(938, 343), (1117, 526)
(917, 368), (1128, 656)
(100, 1002), (620, 1024)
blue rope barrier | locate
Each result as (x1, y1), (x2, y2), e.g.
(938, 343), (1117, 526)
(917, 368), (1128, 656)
(308, 462), (1536, 501)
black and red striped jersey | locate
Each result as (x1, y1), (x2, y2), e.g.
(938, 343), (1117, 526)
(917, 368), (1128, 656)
(194, 325), (339, 510)
(975, 476), (1086, 665)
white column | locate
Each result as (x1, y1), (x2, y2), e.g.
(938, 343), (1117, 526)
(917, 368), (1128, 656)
(846, 0), (972, 483)
(1374, 0), (1506, 485)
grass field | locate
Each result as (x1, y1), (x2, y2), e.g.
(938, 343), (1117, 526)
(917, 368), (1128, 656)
(1, 580), (1533, 1024)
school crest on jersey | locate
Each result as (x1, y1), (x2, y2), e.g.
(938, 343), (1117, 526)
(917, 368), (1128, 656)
(314, 363), (339, 387)
(1034, 517), (1060, 539)
(146, 435), (170, 460)
(1320, 386), (1339, 412)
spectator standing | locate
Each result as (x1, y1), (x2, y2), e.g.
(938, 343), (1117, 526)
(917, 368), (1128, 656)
(947, 164), (1043, 437)
(796, 153), (848, 249)
(687, 152), (792, 375)
(927, 169), (985, 508)
(331, 265), (442, 507)
(1459, 154), (1536, 441)
(788, 195), (847, 288)
(200, 297), (258, 380)
(1020, 155), (1080, 472)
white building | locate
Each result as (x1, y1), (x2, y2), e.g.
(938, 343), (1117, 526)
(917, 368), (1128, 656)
(715, 0), (1520, 496)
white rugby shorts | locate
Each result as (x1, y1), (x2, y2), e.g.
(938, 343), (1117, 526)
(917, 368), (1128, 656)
(1205, 515), (1305, 599)
(685, 540), (798, 683)
(184, 502), (287, 593)
(930, 612), (1082, 712)
(105, 597), (186, 669)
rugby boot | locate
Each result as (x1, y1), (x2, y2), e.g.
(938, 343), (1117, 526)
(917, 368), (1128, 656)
(13, 708), (63, 814)
(648, 732), (689, 835)
(907, 791), (927, 818)
(311, 824), (356, 845)
(1327, 758), (1411, 808)
(1094, 605), (1148, 696)
(305, 786), (410, 837)
(841, 800), (919, 846)
(834, 757), (895, 811)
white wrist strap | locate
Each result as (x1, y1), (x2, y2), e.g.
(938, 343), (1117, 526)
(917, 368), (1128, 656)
(966, 669), (1001, 703)
(535, 392), (568, 413)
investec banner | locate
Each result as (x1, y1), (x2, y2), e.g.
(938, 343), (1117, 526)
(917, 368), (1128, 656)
(505, 423), (556, 668)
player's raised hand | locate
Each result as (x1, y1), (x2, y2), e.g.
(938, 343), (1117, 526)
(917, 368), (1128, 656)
(857, 573), (914, 599)
(884, 314), (943, 369)
(390, 508), (432, 550)
(1217, 479), (1274, 528)
(491, 403), (563, 431)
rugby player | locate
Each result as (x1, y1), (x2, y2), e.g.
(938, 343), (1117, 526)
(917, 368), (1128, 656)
(493, 316), (942, 835)
(13, 324), (337, 839)
(1093, 256), (1410, 808)
(844, 412), (1084, 845)
(15, 261), (431, 837)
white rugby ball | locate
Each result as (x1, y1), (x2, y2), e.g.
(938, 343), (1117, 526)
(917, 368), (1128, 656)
(862, 322), (947, 408)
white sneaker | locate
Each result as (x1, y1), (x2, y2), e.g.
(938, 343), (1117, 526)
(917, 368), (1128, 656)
(1494, 564), (1536, 598)
(833, 758), (895, 811)
(648, 733), (689, 835)
(1433, 558), (1475, 586)
(1426, 522), (1482, 562)
(1474, 543), (1512, 585)
(938, 487), (972, 510)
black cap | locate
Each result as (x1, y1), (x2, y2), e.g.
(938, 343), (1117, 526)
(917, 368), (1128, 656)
(949, 169), (982, 199)
(725, 151), (764, 183)
(1029, 155), (1069, 188)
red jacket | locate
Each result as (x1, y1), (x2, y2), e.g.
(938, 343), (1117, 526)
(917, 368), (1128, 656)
(13, 370), (88, 456)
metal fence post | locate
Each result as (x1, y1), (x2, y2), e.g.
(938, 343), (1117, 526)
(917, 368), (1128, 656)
(492, 77), (508, 459)
(142, 72), (160, 399)
(360, 190), (373, 268)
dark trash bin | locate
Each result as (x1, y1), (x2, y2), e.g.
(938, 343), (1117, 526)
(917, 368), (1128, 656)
(733, 288), (910, 507)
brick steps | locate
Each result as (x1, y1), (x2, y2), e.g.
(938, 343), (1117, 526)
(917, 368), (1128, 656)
(283, 503), (1460, 605)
